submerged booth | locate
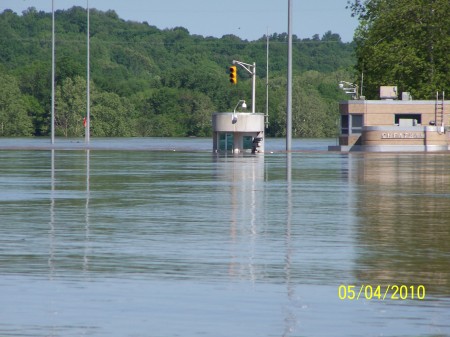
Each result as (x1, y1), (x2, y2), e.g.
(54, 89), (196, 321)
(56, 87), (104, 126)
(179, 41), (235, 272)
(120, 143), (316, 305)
(212, 112), (265, 154)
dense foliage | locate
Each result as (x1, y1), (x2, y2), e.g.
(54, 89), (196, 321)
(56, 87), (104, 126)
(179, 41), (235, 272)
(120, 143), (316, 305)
(348, 0), (450, 99)
(0, 6), (355, 138)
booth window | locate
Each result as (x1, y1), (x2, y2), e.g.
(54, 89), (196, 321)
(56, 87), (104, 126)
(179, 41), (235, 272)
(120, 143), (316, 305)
(219, 133), (234, 151)
(243, 136), (253, 150)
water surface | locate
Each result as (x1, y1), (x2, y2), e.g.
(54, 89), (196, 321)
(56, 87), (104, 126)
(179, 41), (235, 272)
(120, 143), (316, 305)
(0, 138), (449, 337)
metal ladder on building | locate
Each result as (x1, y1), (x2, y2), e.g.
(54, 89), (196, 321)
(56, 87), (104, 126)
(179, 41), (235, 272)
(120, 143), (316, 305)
(435, 91), (445, 133)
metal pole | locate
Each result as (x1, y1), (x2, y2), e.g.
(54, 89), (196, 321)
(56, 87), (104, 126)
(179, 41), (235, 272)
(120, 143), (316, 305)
(252, 62), (256, 113)
(86, 0), (90, 144)
(266, 28), (269, 128)
(286, 0), (293, 151)
(360, 72), (364, 98)
(51, 0), (55, 144)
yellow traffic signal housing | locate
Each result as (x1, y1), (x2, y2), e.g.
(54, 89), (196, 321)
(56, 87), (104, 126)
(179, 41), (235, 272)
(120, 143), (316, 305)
(229, 66), (237, 84)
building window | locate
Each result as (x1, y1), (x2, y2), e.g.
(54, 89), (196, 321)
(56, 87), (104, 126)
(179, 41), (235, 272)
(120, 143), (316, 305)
(351, 114), (363, 134)
(341, 114), (362, 135)
(341, 115), (349, 135)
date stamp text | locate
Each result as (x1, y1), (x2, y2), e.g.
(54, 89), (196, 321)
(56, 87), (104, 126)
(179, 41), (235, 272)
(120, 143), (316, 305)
(338, 284), (426, 300)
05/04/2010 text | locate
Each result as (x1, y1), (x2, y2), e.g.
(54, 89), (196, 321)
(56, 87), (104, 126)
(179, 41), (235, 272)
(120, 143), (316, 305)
(338, 285), (426, 301)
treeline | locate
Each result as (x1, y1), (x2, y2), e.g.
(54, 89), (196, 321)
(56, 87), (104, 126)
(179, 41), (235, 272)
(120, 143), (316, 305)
(0, 6), (355, 138)
(348, 0), (450, 99)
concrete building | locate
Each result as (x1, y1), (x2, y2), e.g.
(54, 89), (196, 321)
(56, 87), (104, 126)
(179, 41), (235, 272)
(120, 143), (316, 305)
(329, 87), (448, 152)
(212, 112), (265, 154)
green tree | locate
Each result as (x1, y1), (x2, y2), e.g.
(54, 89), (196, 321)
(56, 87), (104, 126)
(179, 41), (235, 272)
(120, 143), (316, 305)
(23, 94), (47, 136)
(268, 71), (346, 138)
(91, 91), (136, 136)
(349, 0), (450, 99)
(16, 61), (51, 135)
(178, 91), (215, 137)
(0, 73), (33, 136)
(55, 76), (87, 137)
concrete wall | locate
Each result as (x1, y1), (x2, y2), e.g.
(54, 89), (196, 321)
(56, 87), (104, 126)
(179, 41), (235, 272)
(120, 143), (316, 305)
(339, 135), (361, 146)
(212, 112), (265, 132)
(362, 126), (448, 146)
(340, 100), (447, 126)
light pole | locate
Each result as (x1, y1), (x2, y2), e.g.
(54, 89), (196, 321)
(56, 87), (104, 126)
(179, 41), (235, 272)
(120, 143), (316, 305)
(85, 0), (90, 144)
(51, 0), (55, 144)
(286, 0), (293, 151)
(266, 28), (269, 129)
(232, 60), (256, 113)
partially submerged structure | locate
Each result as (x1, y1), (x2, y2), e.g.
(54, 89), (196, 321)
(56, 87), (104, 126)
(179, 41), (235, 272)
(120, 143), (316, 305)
(329, 87), (447, 152)
(213, 60), (266, 154)
(212, 111), (265, 154)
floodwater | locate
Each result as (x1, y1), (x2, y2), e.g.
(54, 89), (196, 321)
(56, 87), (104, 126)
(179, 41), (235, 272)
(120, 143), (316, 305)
(0, 138), (449, 337)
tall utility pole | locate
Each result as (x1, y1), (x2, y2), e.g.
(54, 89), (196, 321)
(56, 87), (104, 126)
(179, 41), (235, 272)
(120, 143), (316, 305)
(266, 28), (269, 128)
(286, 0), (293, 151)
(51, 0), (55, 144)
(85, 0), (90, 144)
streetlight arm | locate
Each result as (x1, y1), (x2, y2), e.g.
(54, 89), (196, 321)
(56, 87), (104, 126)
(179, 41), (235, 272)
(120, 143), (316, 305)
(232, 100), (246, 124)
(233, 100), (247, 113)
(233, 60), (255, 75)
(233, 59), (256, 113)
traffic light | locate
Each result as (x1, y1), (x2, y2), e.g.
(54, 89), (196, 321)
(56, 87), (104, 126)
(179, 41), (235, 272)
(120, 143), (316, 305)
(229, 65), (237, 84)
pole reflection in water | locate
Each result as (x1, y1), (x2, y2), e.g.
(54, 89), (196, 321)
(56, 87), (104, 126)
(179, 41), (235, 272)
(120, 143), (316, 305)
(283, 152), (297, 337)
(214, 154), (265, 282)
(214, 153), (298, 336)
(83, 149), (90, 275)
(48, 149), (55, 279)
(46, 150), (92, 279)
